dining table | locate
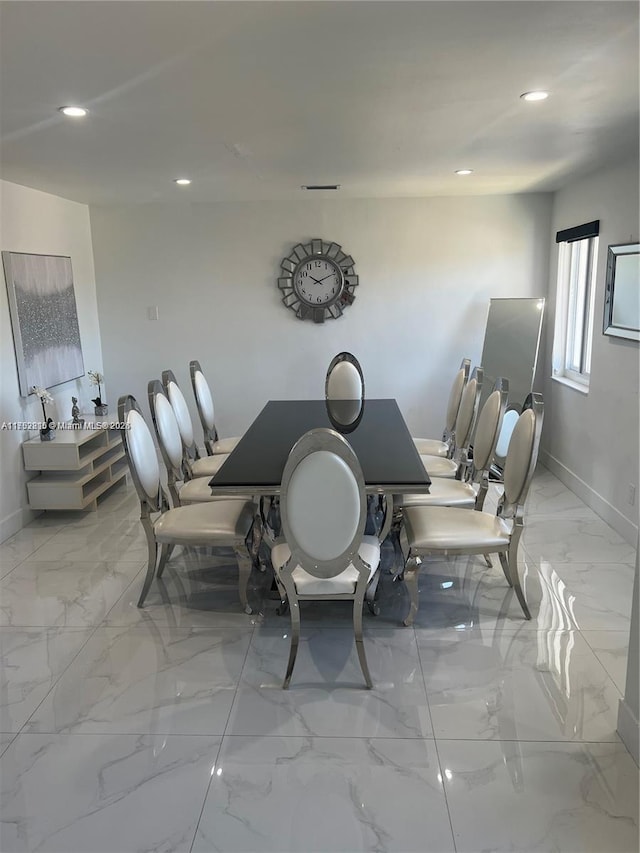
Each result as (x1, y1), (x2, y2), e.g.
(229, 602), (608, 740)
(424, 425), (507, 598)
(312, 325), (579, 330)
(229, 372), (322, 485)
(208, 398), (431, 498)
(208, 398), (431, 613)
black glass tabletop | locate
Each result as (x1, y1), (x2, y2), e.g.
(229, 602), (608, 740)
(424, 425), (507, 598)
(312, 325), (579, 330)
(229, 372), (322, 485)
(209, 399), (431, 495)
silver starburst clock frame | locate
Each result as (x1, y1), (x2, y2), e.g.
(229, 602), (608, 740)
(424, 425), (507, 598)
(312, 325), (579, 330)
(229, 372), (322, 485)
(278, 238), (358, 323)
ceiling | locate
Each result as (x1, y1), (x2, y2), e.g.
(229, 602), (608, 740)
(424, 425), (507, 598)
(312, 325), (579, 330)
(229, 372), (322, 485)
(1, 1), (638, 205)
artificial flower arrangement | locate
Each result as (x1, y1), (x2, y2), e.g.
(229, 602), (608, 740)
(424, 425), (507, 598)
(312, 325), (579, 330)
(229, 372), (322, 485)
(32, 385), (55, 440)
(88, 370), (107, 415)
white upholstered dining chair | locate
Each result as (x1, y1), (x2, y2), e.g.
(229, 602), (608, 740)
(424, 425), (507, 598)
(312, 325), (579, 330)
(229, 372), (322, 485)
(419, 366), (483, 479)
(118, 394), (256, 612)
(400, 377), (508, 511)
(413, 357), (471, 457)
(400, 393), (543, 626)
(325, 352), (365, 401)
(161, 369), (229, 479)
(148, 379), (229, 507)
(189, 359), (241, 456)
(271, 428), (380, 689)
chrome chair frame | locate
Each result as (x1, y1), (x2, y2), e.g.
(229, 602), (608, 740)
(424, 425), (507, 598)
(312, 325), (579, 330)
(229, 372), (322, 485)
(118, 394), (255, 612)
(401, 393), (544, 626)
(276, 427), (376, 689)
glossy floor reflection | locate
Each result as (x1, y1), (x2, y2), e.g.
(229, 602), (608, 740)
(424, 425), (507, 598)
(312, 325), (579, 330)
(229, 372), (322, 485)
(0, 469), (637, 852)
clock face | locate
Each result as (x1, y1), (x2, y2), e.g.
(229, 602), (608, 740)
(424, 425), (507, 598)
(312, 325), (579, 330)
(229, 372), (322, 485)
(293, 257), (343, 307)
(278, 239), (359, 323)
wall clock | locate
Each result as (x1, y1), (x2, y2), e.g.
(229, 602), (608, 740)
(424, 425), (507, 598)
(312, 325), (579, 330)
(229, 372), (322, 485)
(278, 238), (358, 323)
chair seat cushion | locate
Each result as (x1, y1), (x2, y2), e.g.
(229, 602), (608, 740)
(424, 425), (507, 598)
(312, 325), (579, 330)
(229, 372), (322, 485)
(271, 536), (380, 596)
(399, 477), (477, 508)
(404, 506), (512, 551)
(412, 437), (448, 457)
(211, 436), (241, 455)
(420, 455), (457, 479)
(154, 500), (254, 543)
(191, 453), (229, 477)
(178, 477), (226, 503)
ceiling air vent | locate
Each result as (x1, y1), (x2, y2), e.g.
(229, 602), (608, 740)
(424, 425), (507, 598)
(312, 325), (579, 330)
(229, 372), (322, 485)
(301, 184), (341, 191)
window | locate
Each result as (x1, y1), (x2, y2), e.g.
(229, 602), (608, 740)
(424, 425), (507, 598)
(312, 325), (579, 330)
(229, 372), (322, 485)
(552, 220), (599, 389)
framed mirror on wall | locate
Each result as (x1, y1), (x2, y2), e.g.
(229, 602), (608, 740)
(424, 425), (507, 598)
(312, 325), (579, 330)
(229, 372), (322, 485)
(603, 242), (639, 343)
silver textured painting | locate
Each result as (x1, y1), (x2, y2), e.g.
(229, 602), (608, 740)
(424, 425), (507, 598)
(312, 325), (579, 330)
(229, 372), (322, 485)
(2, 251), (85, 396)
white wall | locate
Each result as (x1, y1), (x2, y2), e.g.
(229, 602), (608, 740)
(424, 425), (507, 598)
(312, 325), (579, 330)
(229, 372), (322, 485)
(0, 181), (103, 541)
(90, 194), (552, 446)
(541, 157), (640, 544)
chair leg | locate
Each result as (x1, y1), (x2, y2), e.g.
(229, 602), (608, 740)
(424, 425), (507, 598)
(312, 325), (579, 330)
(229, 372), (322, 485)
(353, 593), (373, 689)
(234, 545), (254, 615)
(283, 593), (300, 689)
(498, 552), (513, 587)
(402, 556), (421, 627)
(248, 512), (263, 571)
(137, 518), (158, 607)
(483, 554), (493, 568)
(156, 543), (172, 579)
(507, 530), (531, 620)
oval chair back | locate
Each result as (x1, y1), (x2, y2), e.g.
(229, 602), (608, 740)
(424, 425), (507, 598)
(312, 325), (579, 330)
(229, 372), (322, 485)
(443, 357), (472, 436)
(118, 394), (165, 513)
(148, 380), (187, 506)
(161, 369), (198, 460)
(325, 352), (365, 401)
(452, 365), (484, 452)
(281, 428), (367, 580)
(189, 359), (218, 453)
(471, 377), (509, 472)
(495, 408), (520, 465)
(501, 393), (544, 512)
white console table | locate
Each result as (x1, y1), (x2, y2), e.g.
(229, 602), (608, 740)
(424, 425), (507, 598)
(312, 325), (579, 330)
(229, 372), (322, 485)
(22, 419), (127, 511)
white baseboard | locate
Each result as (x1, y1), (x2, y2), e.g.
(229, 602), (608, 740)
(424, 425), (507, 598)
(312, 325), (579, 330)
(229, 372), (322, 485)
(539, 450), (639, 547)
(0, 505), (42, 544)
(617, 697), (639, 767)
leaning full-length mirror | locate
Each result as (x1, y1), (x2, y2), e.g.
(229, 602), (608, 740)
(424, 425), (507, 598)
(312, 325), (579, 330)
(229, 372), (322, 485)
(480, 297), (545, 412)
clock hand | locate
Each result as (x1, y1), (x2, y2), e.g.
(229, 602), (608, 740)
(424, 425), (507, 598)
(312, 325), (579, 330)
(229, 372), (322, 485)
(317, 272), (339, 283)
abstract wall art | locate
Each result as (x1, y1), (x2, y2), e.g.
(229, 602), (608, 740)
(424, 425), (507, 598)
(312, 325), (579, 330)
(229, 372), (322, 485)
(2, 251), (85, 396)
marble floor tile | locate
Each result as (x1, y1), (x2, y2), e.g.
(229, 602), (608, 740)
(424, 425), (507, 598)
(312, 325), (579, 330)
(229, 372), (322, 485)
(226, 626), (433, 738)
(535, 560), (635, 631)
(0, 628), (93, 732)
(193, 736), (454, 853)
(524, 469), (598, 519)
(438, 739), (639, 852)
(581, 630), (631, 694)
(417, 628), (622, 742)
(0, 528), (63, 578)
(0, 559), (143, 628)
(0, 732), (220, 853)
(0, 733), (16, 758)
(522, 517), (636, 565)
(26, 624), (253, 735)
(22, 524), (148, 563)
(105, 550), (271, 628)
(405, 555), (564, 633)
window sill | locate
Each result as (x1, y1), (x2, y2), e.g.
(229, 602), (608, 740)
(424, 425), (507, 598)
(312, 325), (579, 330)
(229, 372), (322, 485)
(551, 374), (589, 395)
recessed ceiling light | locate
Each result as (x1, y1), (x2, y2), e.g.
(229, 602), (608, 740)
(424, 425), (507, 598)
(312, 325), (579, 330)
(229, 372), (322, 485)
(520, 91), (549, 102)
(455, 169), (473, 176)
(58, 106), (88, 117)
(174, 178), (191, 186)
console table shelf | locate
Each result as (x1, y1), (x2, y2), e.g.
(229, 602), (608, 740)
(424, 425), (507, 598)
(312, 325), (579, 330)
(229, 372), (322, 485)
(23, 422), (127, 511)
